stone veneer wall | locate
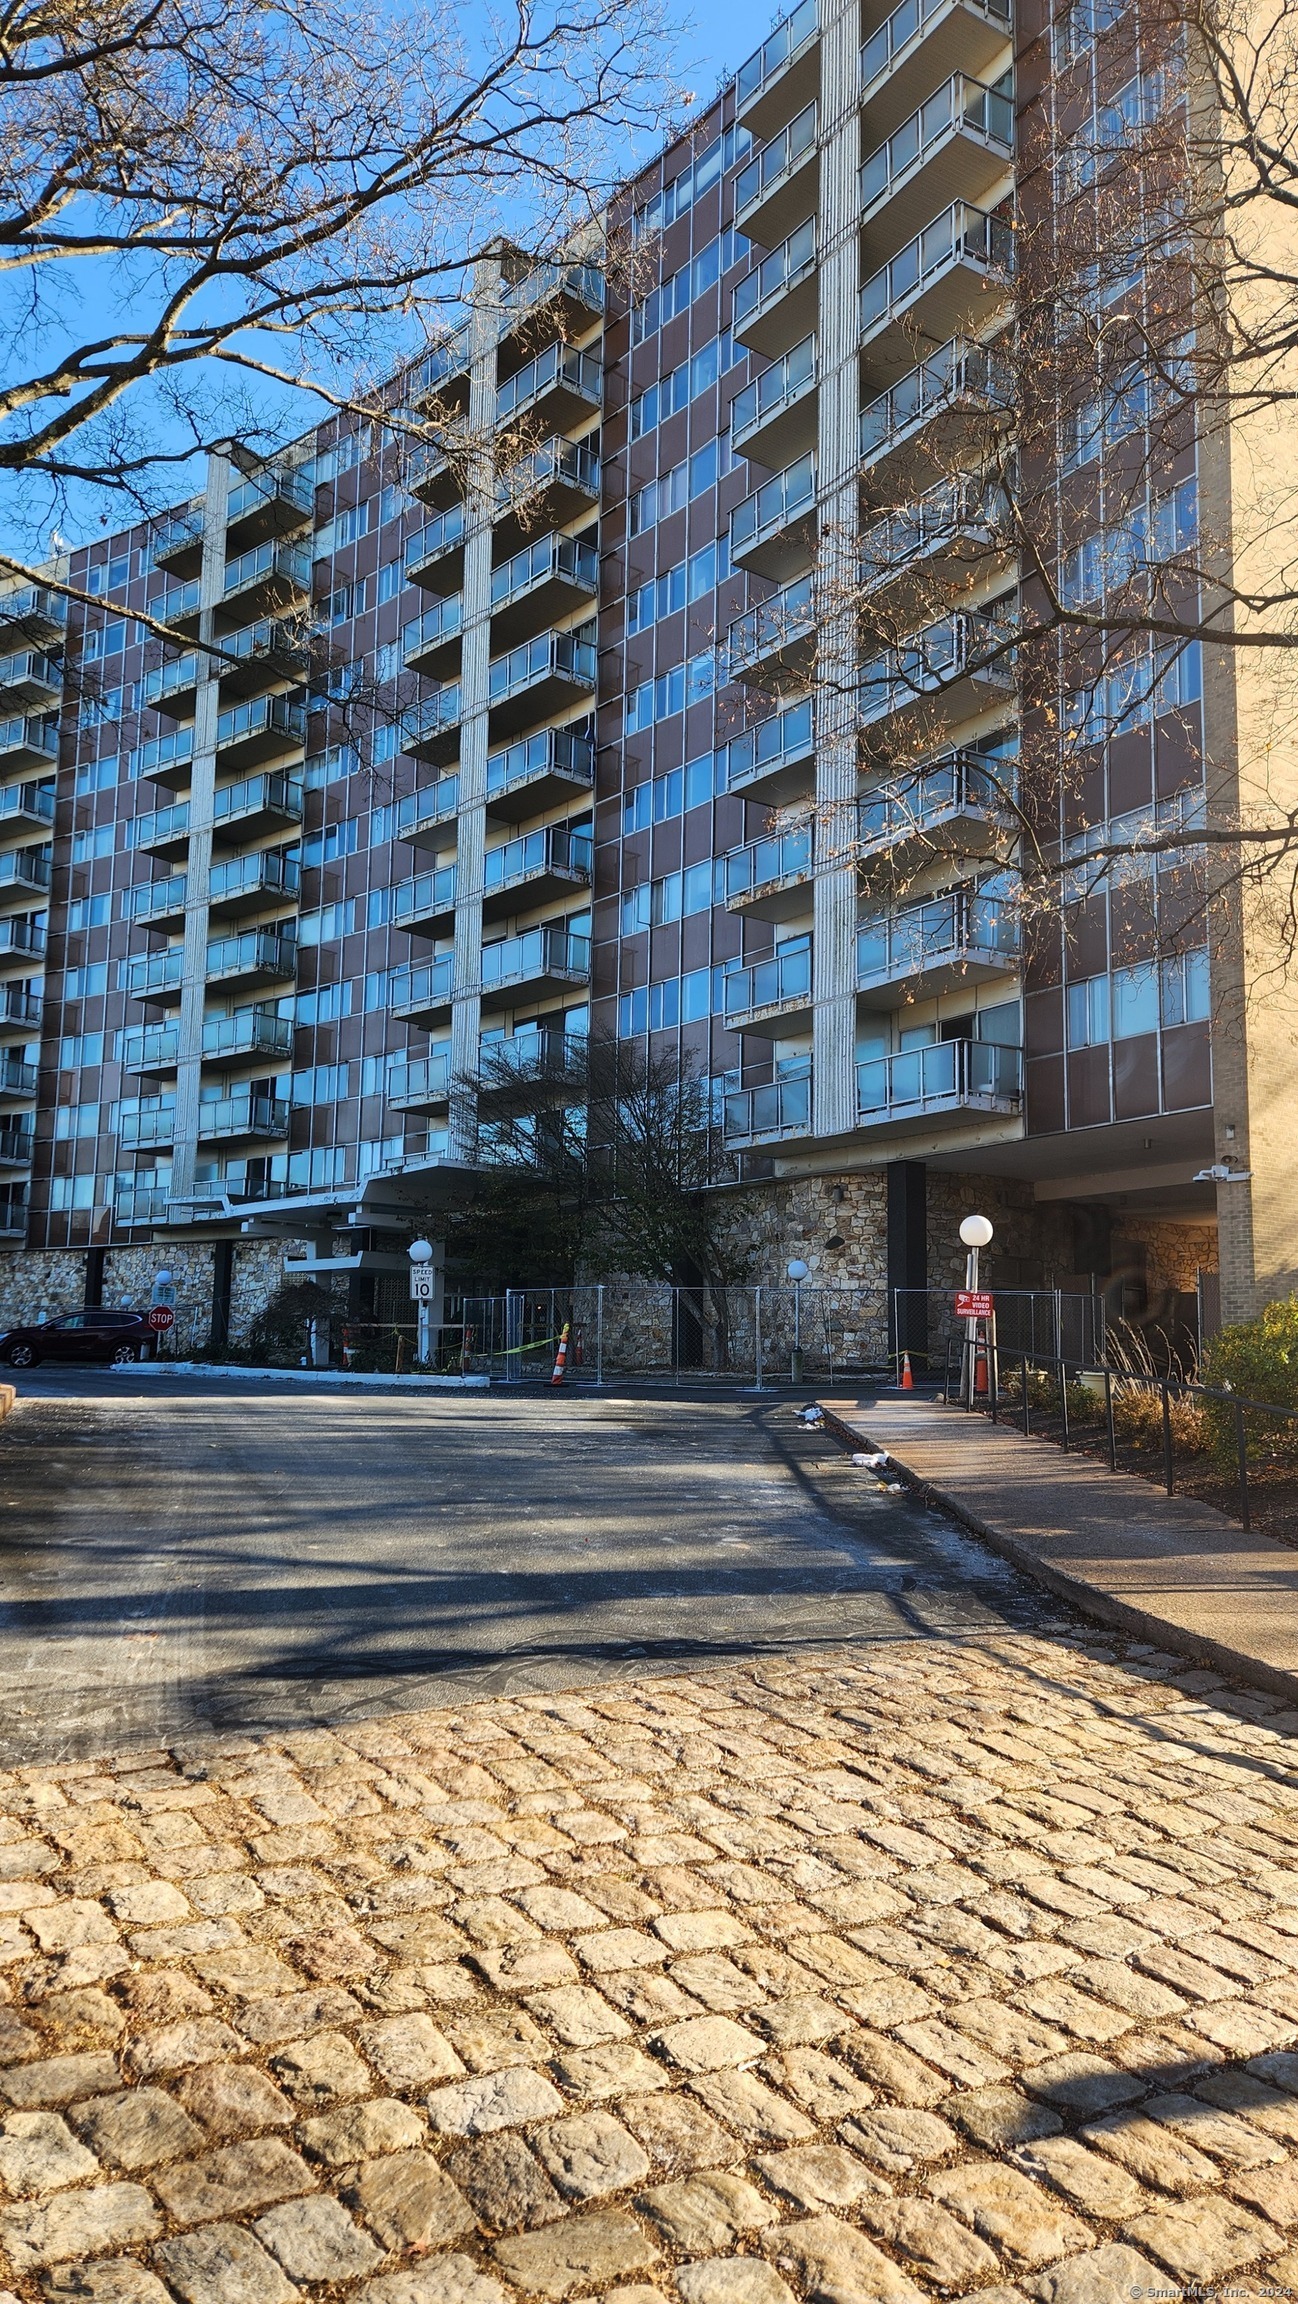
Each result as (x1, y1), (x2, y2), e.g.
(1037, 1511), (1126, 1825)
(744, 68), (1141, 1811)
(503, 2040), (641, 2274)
(1138, 1221), (1220, 1294)
(710, 1167), (1078, 1294)
(0, 1237), (326, 1354)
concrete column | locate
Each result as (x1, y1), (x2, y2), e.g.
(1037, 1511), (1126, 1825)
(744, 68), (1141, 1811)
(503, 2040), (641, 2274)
(170, 449), (230, 1197)
(449, 260), (500, 1161)
(813, 0), (863, 1143)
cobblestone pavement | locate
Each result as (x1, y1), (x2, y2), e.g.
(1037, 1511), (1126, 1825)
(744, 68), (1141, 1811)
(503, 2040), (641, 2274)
(0, 1636), (1297, 2302)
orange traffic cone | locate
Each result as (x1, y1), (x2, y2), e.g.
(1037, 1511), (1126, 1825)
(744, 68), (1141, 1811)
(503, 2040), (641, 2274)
(550, 1322), (570, 1387)
(900, 1351), (914, 1391)
(974, 1338), (989, 1396)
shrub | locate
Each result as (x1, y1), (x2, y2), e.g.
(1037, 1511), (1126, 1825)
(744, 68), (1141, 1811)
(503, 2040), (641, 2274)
(1110, 1381), (1209, 1456)
(1201, 1296), (1298, 1473)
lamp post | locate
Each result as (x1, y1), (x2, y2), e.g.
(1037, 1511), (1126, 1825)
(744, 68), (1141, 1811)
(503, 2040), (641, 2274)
(958, 1214), (993, 1405)
(408, 1238), (434, 1367)
(787, 1258), (809, 1384)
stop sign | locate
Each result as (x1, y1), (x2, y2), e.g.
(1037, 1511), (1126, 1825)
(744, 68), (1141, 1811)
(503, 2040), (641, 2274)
(147, 1305), (175, 1332)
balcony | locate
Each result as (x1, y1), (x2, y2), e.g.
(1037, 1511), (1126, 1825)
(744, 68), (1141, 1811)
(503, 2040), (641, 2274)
(208, 851), (300, 919)
(859, 476), (1011, 617)
(131, 728), (194, 788)
(862, 0), (1013, 139)
(728, 572), (816, 684)
(198, 1093), (291, 1143)
(724, 941), (813, 1034)
(497, 261), (603, 350)
(861, 203), (1013, 380)
(120, 1100), (176, 1150)
(121, 1023), (180, 1075)
(113, 1182), (173, 1226)
(205, 928), (297, 991)
(736, 101), (818, 247)
(0, 920), (46, 966)
(153, 505), (205, 575)
(392, 863), (458, 938)
(730, 451), (817, 579)
(386, 1053), (452, 1113)
(723, 696), (815, 802)
(411, 328), (471, 407)
(141, 652), (199, 719)
(202, 1010), (293, 1064)
(403, 684), (462, 765)
(860, 603), (1015, 737)
(222, 540), (310, 616)
(219, 619), (310, 697)
(409, 425), (469, 511)
(479, 926), (590, 1011)
(0, 987), (42, 1035)
(732, 218), (817, 357)
(0, 1124), (34, 1169)
(723, 823), (814, 920)
(390, 954), (456, 1026)
(0, 653), (62, 712)
(736, 0), (818, 135)
(405, 505), (466, 592)
(0, 1186), (28, 1236)
(724, 1074), (812, 1146)
(0, 718), (58, 778)
(225, 465), (313, 551)
(858, 1034), (1021, 1124)
(213, 769), (303, 842)
(397, 774), (460, 848)
(125, 946), (185, 1004)
(482, 826), (592, 922)
(490, 537), (599, 648)
(128, 873), (187, 931)
(0, 587), (67, 649)
(857, 884), (1018, 1002)
(496, 343), (601, 433)
(403, 594), (463, 678)
(215, 693), (305, 768)
(486, 726), (595, 820)
(0, 783), (55, 844)
(488, 631), (597, 738)
(858, 750), (1015, 877)
(495, 440), (600, 550)
(731, 335), (817, 469)
(859, 76), (1013, 257)
(0, 1052), (38, 1100)
(860, 335), (1014, 501)
(156, 578), (202, 638)
(0, 850), (50, 910)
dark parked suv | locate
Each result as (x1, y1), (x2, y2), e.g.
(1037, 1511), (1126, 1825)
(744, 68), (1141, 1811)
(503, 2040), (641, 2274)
(0, 1309), (153, 1367)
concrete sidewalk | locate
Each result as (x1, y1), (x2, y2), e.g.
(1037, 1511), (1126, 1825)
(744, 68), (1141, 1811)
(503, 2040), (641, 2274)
(819, 1391), (1298, 1707)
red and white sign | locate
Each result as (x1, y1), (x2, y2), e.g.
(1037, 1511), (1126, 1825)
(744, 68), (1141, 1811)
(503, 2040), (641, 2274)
(955, 1290), (994, 1321)
(147, 1305), (175, 1333)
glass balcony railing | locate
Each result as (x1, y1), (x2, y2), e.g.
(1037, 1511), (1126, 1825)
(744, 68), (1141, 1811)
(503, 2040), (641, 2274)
(724, 942), (812, 1024)
(728, 573), (815, 675)
(723, 824), (813, 905)
(393, 864), (458, 927)
(0, 987), (42, 1028)
(202, 1010), (292, 1060)
(0, 783), (54, 828)
(489, 632), (597, 706)
(390, 955), (455, 1014)
(861, 202), (1013, 339)
(858, 751), (1014, 853)
(0, 1124), (34, 1166)
(733, 218), (817, 331)
(860, 476), (1007, 585)
(222, 618), (309, 673)
(403, 686), (462, 749)
(735, 101), (816, 221)
(723, 1075), (812, 1142)
(731, 335), (817, 446)
(481, 927), (590, 991)
(129, 874), (186, 923)
(141, 654), (198, 708)
(861, 0), (1011, 96)
(205, 928), (297, 983)
(130, 728), (194, 782)
(121, 1024), (180, 1070)
(227, 466), (313, 525)
(723, 697), (814, 793)
(208, 852), (300, 905)
(198, 1093), (290, 1140)
(491, 536), (598, 614)
(154, 505), (204, 561)
(498, 261), (603, 330)
(486, 727), (595, 803)
(403, 596), (463, 662)
(213, 769), (304, 828)
(0, 718), (58, 767)
(860, 336), (1014, 466)
(113, 1182), (173, 1225)
(222, 540), (310, 601)
(496, 343), (601, 422)
(856, 887), (1019, 985)
(125, 946), (184, 998)
(386, 1053), (452, 1106)
(397, 775), (460, 838)
(405, 505), (466, 579)
(120, 1100), (176, 1149)
(483, 826), (592, 894)
(0, 850), (50, 896)
(215, 695), (305, 752)
(0, 920), (45, 960)
(858, 1036), (1021, 1114)
(0, 586), (67, 637)
(0, 1053), (37, 1097)
(859, 75), (1012, 217)
(497, 439), (599, 513)
(730, 452), (817, 561)
(737, 0), (818, 109)
(860, 604), (1015, 722)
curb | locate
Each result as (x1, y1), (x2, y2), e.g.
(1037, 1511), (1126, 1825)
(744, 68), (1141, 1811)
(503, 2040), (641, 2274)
(116, 1363), (490, 1391)
(817, 1400), (1298, 1709)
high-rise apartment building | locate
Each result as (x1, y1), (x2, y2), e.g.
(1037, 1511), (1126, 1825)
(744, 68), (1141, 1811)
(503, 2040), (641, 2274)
(0, 0), (1286, 1346)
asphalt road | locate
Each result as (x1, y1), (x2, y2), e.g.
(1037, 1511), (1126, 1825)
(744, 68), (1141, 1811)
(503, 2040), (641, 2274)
(0, 1371), (1071, 1760)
